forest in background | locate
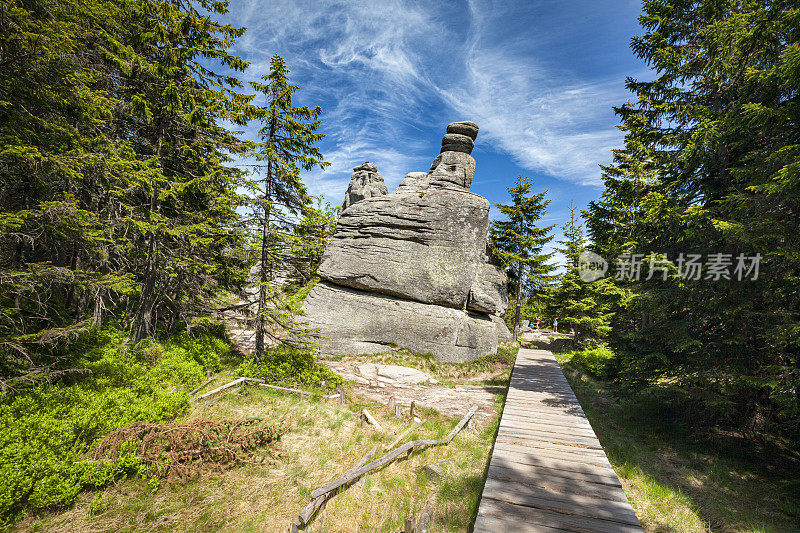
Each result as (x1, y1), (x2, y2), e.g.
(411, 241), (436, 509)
(0, 0), (798, 527)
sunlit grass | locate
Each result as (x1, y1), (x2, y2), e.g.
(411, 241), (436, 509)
(554, 350), (800, 533)
(17, 367), (504, 532)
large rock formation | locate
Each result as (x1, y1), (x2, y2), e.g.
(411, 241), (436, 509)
(301, 121), (511, 362)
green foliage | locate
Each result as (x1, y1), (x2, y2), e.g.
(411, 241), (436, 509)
(549, 203), (623, 339)
(584, 0), (800, 434)
(237, 346), (342, 390)
(491, 176), (556, 339)
(565, 347), (617, 380)
(0, 327), (228, 526)
(247, 53), (329, 358)
(0, 0), (254, 382)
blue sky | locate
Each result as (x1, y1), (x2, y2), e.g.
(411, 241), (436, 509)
(219, 0), (649, 261)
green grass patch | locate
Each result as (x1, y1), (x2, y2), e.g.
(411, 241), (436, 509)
(236, 345), (343, 390)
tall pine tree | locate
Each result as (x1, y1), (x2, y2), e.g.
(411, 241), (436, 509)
(549, 202), (620, 340)
(249, 54), (328, 358)
(586, 0), (800, 431)
(0, 0), (254, 382)
(490, 176), (555, 340)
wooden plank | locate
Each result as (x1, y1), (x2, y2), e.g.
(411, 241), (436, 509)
(496, 427), (605, 447)
(492, 443), (614, 470)
(488, 449), (619, 478)
(500, 409), (595, 425)
(499, 417), (597, 435)
(477, 498), (643, 533)
(494, 436), (608, 457)
(482, 478), (641, 526)
(473, 514), (567, 533)
(473, 347), (643, 532)
(494, 435), (609, 457)
(498, 421), (600, 440)
(488, 464), (626, 496)
(497, 421), (599, 438)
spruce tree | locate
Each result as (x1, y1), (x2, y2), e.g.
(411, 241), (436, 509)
(585, 0), (800, 430)
(549, 202), (619, 340)
(490, 176), (555, 340)
(249, 55), (328, 358)
(0, 0), (254, 381)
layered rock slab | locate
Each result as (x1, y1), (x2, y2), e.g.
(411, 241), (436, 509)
(318, 188), (491, 309)
(302, 281), (498, 362)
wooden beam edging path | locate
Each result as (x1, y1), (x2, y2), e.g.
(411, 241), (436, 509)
(473, 348), (644, 532)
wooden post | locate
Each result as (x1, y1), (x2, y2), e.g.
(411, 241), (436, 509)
(410, 400), (416, 419)
(387, 396), (395, 409)
(416, 501), (434, 533)
(395, 405), (402, 418)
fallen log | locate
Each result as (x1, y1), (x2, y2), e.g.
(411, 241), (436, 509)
(387, 426), (414, 450)
(195, 376), (338, 401)
(257, 382), (339, 399)
(202, 386), (241, 403)
(416, 501), (434, 533)
(190, 377), (215, 395)
(195, 377), (250, 400)
(310, 405), (478, 499)
(297, 446), (377, 526)
(361, 408), (384, 431)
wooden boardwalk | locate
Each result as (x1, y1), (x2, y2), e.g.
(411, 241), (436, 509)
(474, 348), (643, 532)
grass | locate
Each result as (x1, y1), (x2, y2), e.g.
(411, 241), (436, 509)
(16, 363), (507, 532)
(552, 349), (800, 533)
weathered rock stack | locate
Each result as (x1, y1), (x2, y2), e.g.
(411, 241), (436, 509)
(300, 121), (511, 362)
(340, 161), (388, 210)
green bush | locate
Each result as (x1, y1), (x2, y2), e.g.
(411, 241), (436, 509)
(567, 347), (617, 380)
(237, 345), (342, 390)
(0, 326), (229, 527)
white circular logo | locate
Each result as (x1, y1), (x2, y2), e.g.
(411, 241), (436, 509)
(578, 251), (608, 282)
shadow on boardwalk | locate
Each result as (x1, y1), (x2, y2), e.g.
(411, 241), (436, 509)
(473, 347), (643, 532)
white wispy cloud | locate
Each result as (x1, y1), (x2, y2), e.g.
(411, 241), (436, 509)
(224, 0), (631, 201)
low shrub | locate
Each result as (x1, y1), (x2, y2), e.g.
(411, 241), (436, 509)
(237, 345), (342, 390)
(566, 346), (617, 380)
(0, 326), (230, 527)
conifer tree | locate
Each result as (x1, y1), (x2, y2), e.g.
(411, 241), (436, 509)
(0, 0), (254, 381)
(490, 176), (555, 340)
(549, 202), (619, 340)
(585, 0), (800, 429)
(249, 55), (328, 358)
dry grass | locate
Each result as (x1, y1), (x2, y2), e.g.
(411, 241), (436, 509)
(17, 371), (504, 533)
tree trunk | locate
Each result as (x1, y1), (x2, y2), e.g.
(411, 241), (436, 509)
(131, 240), (158, 342)
(92, 287), (105, 327)
(255, 113), (277, 359)
(254, 171), (271, 359)
(513, 262), (523, 340)
(131, 132), (164, 343)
